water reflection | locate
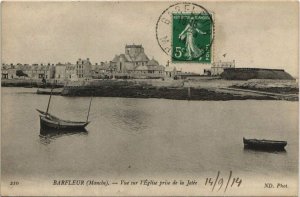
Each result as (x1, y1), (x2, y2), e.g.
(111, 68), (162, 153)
(113, 108), (149, 132)
(111, 99), (150, 133)
(39, 128), (88, 145)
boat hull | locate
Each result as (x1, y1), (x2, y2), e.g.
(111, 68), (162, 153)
(243, 138), (287, 151)
(40, 115), (89, 131)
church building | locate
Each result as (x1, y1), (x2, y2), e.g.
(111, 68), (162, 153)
(110, 44), (165, 78)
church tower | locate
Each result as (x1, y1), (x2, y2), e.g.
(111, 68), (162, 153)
(125, 44), (144, 58)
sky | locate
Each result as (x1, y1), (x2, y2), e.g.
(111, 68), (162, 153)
(2, 1), (299, 76)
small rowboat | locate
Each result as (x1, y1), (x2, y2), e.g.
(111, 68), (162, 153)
(243, 137), (287, 151)
(37, 109), (89, 131)
(37, 88), (92, 131)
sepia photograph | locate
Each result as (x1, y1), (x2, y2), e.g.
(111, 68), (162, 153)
(1, 1), (299, 196)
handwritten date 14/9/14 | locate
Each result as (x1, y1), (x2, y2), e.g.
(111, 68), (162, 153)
(205, 171), (242, 192)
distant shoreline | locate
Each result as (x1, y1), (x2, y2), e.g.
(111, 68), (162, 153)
(1, 79), (63, 88)
(61, 86), (277, 101)
(1, 79), (298, 101)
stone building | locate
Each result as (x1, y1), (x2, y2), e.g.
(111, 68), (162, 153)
(1, 64), (17, 79)
(66, 63), (77, 81)
(111, 45), (149, 73)
(164, 61), (177, 79)
(110, 44), (165, 78)
(18, 64), (31, 78)
(2, 63), (55, 80)
(91, 62), (111, 79)
(25, 63), (55, 79)
(55, 62), (78, 81)
(54, 59), (93, 81)
(144, 58), (165, 78)
(76, 58), (92, 79)
(211, 60), (235, 76)
(55, 62), (67, 80)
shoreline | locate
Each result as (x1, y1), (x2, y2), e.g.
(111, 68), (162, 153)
(60, 86), (276, 101)
(1, 79), (64, 88)
(1, 79), (298, 101)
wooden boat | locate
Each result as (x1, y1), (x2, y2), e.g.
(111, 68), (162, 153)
(243, 137), (287, 151)
(37, 109), (89, 130)
(37, 88), (92, 131)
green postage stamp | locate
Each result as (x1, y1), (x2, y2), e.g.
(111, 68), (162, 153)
(172, 13), (213, 63)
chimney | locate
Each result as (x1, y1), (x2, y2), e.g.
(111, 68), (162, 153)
(166, 60), (170, 67)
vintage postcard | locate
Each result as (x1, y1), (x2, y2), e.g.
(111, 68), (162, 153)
(1, 1), (299, 196)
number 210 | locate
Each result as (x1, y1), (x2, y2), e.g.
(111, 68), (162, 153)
(10, 181), (19, 185)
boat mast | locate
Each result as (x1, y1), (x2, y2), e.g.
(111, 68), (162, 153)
(45, 88), (53, 116)
(86, 96), (93, 122)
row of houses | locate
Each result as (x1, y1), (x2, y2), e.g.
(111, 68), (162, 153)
(2, 44), (234, 81)
(1, 63), (55, 80)
(2, 44), (180, 81)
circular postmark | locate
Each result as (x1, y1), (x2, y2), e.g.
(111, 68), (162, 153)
(156, 2), (214, 63)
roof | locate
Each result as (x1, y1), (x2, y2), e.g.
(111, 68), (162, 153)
(112, 54), (130, 62)
(2, 64), (16, 70)
(133, 53), (149, 62)
(147, 58), (159, 66)
(56, 63), (66, 67)
(113, 52), (149, 63)
(125, 44), (143, 48)
(28, 64), (49, 71)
